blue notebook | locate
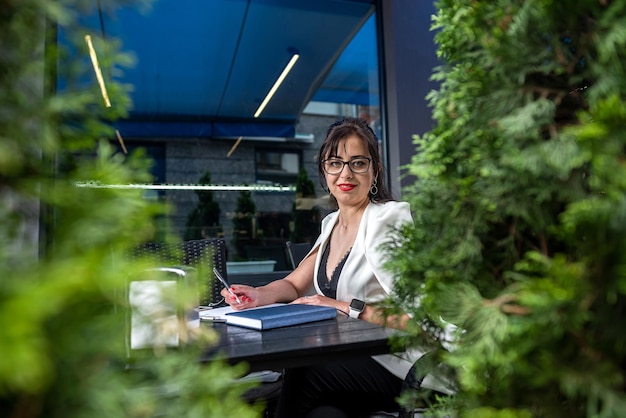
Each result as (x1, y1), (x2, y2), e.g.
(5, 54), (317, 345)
(224, 303), (337, 330)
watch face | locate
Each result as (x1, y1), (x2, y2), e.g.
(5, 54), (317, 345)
(350, 299), (365, 311)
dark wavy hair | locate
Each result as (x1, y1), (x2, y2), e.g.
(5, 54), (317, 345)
(317, 117), (395, 207)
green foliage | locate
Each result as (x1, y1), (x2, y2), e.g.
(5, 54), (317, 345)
(388, 1), (626, 417)
(232, 190), (256, 258)
(290, 168), (320, 244)
(0, 1), (258, 417)
(184, 171), (222, 240)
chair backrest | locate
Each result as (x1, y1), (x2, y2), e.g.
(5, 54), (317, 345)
(131, 238), (228, 306)
(285, 241), (312, 269)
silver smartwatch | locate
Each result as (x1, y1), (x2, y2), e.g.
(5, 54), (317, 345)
(349, 298), (366, 319)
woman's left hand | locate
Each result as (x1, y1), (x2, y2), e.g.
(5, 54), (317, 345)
(292, 294), (343, 312)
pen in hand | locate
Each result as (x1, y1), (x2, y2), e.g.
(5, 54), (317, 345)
(213, 267), (242, 303)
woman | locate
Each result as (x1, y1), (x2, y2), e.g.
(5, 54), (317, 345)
(221, 117), (415, 417)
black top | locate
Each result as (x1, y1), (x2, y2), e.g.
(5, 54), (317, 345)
(317, 241), (351, 299)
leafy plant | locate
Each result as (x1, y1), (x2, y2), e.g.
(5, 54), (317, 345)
(387, 1), (626, 417)
(184, 171), (222, 240)
(232, 190), (256, 259)
(290, 167), (320, 244)
(0, 1), (258, 417)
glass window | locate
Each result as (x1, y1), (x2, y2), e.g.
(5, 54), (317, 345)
(62, 3), (383, 276)
(256, 149), (300, 184)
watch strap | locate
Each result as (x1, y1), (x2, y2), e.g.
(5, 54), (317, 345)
(348, 307), (360, 319)
(348, 299), (365, 319)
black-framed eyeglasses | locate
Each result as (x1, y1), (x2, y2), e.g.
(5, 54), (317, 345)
(322, 157), (372, 175)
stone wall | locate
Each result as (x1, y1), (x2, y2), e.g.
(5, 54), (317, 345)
(150, 114), (340, 254)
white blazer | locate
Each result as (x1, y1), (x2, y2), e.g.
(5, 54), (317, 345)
(308, 201), (419, 380)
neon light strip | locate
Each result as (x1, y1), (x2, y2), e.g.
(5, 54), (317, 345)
(75, 182), (295, 192)
(254, 53), (300, 118)
(84, 35), (111, 107)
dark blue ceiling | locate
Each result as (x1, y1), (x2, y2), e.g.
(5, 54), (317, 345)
(58, 0), (378, 138)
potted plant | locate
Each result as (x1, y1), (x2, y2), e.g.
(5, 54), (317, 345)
(184, 171), (222, 240)
(290, 167), (320, 244)
(232, 189), (256, 259)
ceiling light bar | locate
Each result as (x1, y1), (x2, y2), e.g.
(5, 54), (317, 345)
(115, 129), (128, 154)
(226, 136), (243, 157)
(254, 53), (300, 118)
(75, 181), (296, 192)
(84, 35), (111, 107)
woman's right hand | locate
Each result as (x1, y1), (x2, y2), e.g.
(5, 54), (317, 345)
(220, 264), (313, 311)
(220, 284), (259, 310)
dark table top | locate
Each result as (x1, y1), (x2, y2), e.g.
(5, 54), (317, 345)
(199, 315), (397, 372)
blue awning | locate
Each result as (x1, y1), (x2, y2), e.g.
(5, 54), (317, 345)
(57, 0), (377, 138)
(312, 15), (379, 106)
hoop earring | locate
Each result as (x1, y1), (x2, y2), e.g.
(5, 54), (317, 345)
(370, 180), (378, 196)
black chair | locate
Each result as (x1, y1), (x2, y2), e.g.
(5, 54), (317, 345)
(395, 361), (431, 418)
(285, 241), (312, 269)
(395, 351), (454, 418)
(131, 238), (229, 306)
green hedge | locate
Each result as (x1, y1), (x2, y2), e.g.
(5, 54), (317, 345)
(388, 1), (626, 417)
(0, 1), (258, 417)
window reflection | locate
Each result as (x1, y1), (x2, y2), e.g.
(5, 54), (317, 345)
(105, 11), (382, 274)
(256, 150), (300, 184)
